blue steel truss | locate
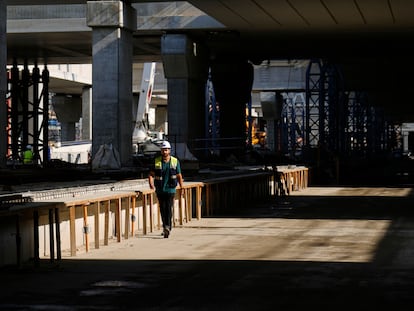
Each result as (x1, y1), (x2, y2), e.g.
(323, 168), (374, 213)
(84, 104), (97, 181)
(303, 59), (399, 162)
(281, 92), (305, 159)
(204, 67), (220, 157)
(346, 91), (393, 156)
(305, 59), (323, 150)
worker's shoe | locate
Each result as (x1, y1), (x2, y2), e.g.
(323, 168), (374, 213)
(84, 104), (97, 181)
(163, 228), (170, 238)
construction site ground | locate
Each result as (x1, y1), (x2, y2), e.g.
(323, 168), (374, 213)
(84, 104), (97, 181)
(1, 185), (414, 310)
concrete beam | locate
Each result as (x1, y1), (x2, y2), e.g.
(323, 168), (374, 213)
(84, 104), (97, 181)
(161, 34), (206, 80)
(87, 1), (136, 30)
(252, 61), (308, 91)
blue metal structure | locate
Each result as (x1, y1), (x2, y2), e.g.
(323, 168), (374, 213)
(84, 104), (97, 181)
(281, 92), (305, 160)
(203, 67), (220, 158)
(303, 59), (401, 164)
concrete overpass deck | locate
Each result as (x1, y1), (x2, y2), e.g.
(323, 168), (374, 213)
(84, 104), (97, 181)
(1, 186), (414, 309)
(4, 1), (414, 171)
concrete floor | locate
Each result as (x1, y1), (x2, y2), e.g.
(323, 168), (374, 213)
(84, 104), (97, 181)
(1, 186), (414, 310)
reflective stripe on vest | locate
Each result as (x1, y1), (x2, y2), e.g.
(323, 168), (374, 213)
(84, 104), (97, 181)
(154, 156), (178, 173)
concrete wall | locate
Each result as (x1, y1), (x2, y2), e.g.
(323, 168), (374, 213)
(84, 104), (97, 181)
(0, 216), (34, 265)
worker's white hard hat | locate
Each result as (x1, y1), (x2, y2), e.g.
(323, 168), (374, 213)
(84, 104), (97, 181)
(26, 144), (32, 150)
(160, 141), (171, 149)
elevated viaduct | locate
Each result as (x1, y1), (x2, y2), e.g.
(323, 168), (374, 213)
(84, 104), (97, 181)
(2, 1), (414, 183)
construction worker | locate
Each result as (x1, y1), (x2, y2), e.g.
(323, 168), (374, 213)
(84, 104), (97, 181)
(148, 141), (184, 238)
(23, 145), (34, 165)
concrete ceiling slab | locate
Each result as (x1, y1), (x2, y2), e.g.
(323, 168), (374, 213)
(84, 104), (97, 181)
(5, 1), (414, 121)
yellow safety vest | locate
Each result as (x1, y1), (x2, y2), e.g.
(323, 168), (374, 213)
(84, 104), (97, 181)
(23, 150), (34, 164)
(154, 156), (178, 189)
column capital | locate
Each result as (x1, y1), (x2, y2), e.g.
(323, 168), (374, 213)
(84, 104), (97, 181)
(161, 34), (208, 80)
(87, 1), (136, 31)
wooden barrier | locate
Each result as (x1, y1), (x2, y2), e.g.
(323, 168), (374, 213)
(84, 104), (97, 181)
(274, 165), (309, 196)
(135, 189), (156, 235)
(0, 169), (306, 266)
(46, 191), (137, 256)
(179, 182), (203, 222)
(202, 167), (309, 215)
(203, 172), (274, 216)
(17, 182), (204, 260)
(135, 182), (204, 234)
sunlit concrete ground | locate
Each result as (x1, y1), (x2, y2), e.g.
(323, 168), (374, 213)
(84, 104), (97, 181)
(1, 186), (414, 310)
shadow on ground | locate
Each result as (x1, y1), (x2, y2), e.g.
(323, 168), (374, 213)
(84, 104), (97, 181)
(2, 190), (414, 310)
(1, 257), (414, 310)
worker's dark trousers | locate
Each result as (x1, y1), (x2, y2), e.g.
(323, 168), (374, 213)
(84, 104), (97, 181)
(157, 192), (175, 231)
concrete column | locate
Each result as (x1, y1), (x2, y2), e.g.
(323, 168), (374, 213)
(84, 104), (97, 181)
(210, 59), (254, 160)
(87, 1), (136, 166)
(155, 106), (168, 134)
(161, 34), (208, 159)
(52, 95), (82, 142)
(0, 1), (6, 168)
(403, 131), (409, 153)
(60, 122), (76, 142)
(260, 92), (283, 152)
(81, 86), (92, 140)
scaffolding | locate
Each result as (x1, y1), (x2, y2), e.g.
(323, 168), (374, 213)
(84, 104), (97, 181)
(6, 61), (49, 166)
